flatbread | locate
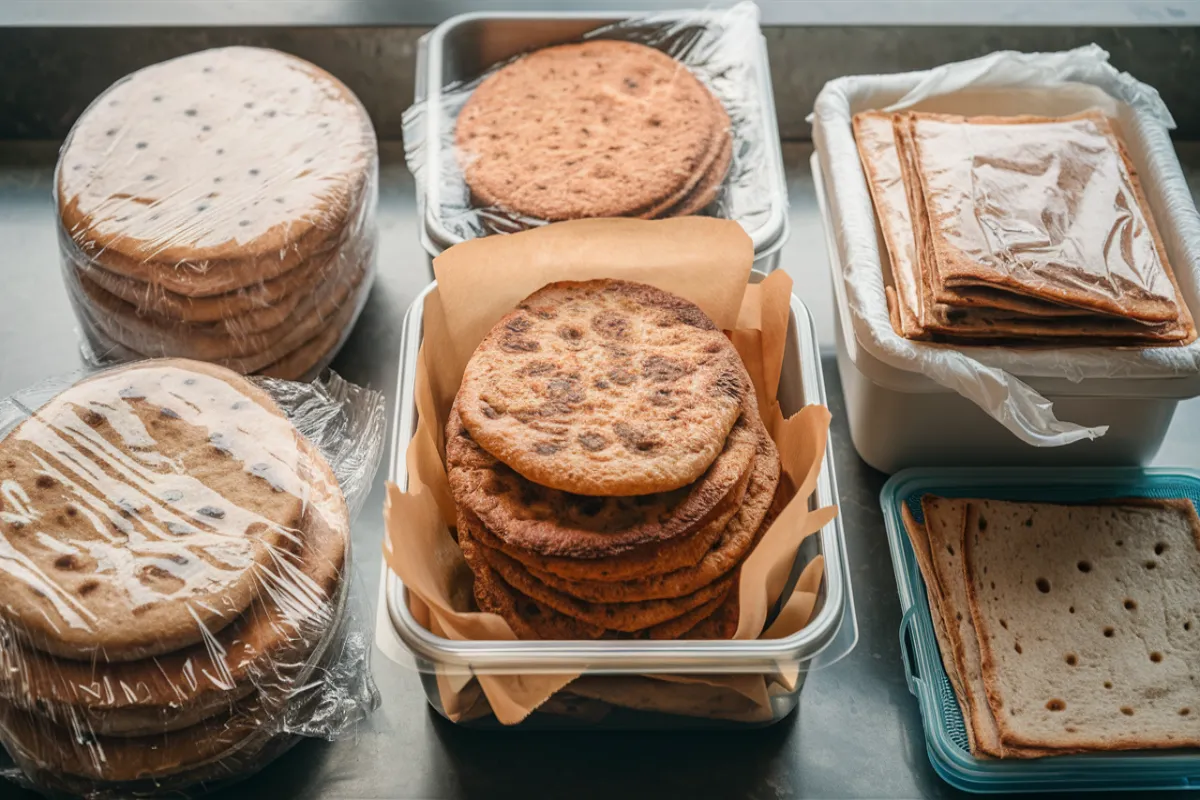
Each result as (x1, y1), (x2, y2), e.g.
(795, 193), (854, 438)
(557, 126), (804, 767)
(57, 47), (375, 295)
(519, 425), (778, 602)
(0, 439), (349, 736)
(446, 401), (758, 559)
(456, 40), (719, 221)
(909, 110), (1192, 327)
(964, 498), (1200, 752)
(456, 279), (751, 497)
(0, 359), (306, 662)
(460, 510), (732, 633)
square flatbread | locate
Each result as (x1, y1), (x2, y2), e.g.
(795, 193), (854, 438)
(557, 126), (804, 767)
(963, 498), (1200, 753)
(907, 109), (1195, 333)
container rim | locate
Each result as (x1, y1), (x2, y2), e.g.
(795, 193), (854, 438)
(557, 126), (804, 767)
(383, 276), (854, 673)
(414, 9), (790, 260)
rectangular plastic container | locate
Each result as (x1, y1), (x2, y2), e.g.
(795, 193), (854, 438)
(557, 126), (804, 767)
(812, 153), (1200, 473)
(410, 10), (790, 274)
(881, 466), (1200, 793)
(381, 276), (856, 728)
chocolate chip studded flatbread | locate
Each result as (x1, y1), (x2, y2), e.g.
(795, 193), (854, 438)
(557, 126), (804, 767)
(0, 439), (349, 736)
(519, 423), (778, 602)
(640, 93), (732, 220)
(57, 46), (376, 296)
(456, 40), (720, 221)
(0, 359), (307, 662)
(456, 279), (751, 497)
(447, 400), (758, 559)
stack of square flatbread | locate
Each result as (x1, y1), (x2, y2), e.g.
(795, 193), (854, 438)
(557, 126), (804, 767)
(446, 279), (783, 640)
(853, 110), (1196, 347)
(903, 495), (1200, 758)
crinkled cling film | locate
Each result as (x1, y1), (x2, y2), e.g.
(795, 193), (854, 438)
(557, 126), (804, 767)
(55, 46), (380, 381)
(0, 359), (384, 798)
(402, 1), (779, 243)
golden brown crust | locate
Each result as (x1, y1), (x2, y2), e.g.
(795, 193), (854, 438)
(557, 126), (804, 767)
(456, 279), (751, 497)
(456, 41), (719, 221)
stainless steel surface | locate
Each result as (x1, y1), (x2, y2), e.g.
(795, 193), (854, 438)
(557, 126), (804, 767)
(3, 1), (1197, 27)
(413, 11), (789, 264)
(383, 282), (853, 681)
(1, 139), (1198, 797)
(3, 27), (1199, 141)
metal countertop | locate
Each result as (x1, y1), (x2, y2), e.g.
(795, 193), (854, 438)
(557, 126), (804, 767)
(1, 140), (1198, 800)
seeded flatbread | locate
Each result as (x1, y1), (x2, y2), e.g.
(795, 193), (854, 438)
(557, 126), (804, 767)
(456, 40), (719, 221)
(447, 399), (757, 559)
(640, 93), (732, 219)
(963, 498), (1200, 752)
(57, 46), (375, 296)
(520, 424), (777, 602)
(656, 129), (733, 219)
(0, 439), (349, 736)
(457, 279), (751, 497)
(0, 359), (307, 662)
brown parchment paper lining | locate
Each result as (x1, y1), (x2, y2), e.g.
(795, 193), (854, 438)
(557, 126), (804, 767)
(383, 218), (836, 725)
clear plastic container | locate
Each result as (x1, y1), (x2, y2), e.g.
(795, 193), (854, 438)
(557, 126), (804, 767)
(406, 6), (790, 274)
(378, 276), (857, 728)
(881, 466), (1200, 793)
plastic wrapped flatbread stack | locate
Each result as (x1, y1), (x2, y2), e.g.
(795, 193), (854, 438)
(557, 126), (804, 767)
(56, 47), (379, 380)
(0, 358), (382, 797)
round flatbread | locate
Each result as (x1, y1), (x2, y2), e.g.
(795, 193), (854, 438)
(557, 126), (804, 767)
(0, 359), (309, 661)
(521, 421), (778, 602)
(658, 129), (732, 218)
(0, 439), (349, 736)
(447, 400), (757, 559)
(460, 510), (733, 633)
(456, 40), (719, 221)
(57, 46), (376, 296)
(457, 279), (751, 496)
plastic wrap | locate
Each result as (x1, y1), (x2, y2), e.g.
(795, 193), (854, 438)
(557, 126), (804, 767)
(0, 358), (384, 797)
(812, 45), (1200, 447)
(402, 1), (784, 251)
(55, 46), (379, 382)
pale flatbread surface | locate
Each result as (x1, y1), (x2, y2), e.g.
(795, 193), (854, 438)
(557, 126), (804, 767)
(0, 359), (308, 662)
(964, 498), (1200, 753)
(456, 279), (751, 497)
(456, 41), (720, 221)
(58, 47), (375, 292)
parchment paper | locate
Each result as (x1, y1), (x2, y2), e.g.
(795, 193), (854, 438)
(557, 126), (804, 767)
(383, 218), (835, 724)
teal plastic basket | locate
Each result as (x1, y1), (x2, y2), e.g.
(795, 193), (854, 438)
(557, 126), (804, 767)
(880, 467), (1200, 794)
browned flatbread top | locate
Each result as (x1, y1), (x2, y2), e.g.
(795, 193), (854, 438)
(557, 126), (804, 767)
(455, 40), (722, 221)
(456, 279), (751, 497)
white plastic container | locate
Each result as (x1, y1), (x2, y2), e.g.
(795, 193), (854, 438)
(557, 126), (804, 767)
(813, 153), (1200, 473)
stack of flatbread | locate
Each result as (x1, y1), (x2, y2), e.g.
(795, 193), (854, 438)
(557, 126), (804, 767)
(0, 359), (351, 790)
(853, 110), (1196, 347)
(446, 279), (783, 640)
(57, 47), (378, 380)
(903, 495), (1200, 758)
(455, 41), (732, 223)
